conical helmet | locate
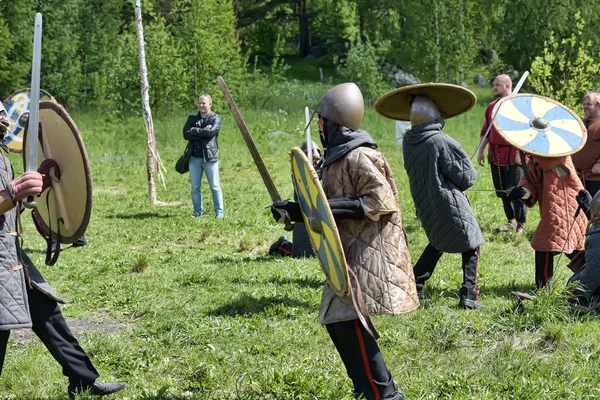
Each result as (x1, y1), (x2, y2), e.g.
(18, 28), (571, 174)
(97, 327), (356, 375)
(315, 83), (364, 130)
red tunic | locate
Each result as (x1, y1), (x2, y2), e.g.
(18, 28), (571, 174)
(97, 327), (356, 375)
(481, 99), (521, 165)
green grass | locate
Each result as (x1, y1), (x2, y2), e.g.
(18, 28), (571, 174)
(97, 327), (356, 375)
(2, 78), (600, 400)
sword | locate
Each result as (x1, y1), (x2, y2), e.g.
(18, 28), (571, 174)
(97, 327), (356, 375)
(217, 76), (293, 231)
(23, 12), (43, 209)
(305, 106), (312, 166)
(471, 71), (529, 160)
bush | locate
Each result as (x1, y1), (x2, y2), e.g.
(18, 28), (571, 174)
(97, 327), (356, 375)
(336, 39), (391, 104)
(529, 12), (600, 111)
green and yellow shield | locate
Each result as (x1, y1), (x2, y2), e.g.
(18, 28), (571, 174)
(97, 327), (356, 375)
(290, 147), (349, 297)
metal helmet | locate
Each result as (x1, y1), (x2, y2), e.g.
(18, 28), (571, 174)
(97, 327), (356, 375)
(315, 83), (364, 130)
(591, 191), (600, 217)
(410, 95), (441, 127)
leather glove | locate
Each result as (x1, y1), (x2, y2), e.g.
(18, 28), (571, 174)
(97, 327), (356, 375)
(507, 187), (527, 201)
(328, 197), (366, 220)
(576, 189), (592, 220)
(37, 158), (60, 192)
(9, 171), (43, 204)
(271, 200), (303, 223)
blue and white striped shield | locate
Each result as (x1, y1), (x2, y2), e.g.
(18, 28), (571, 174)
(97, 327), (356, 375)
(492, 94), (586, 157)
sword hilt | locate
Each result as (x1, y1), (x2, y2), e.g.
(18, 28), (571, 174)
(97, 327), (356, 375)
(23, 196), (36, 209)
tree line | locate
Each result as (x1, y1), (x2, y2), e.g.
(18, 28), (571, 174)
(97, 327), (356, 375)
(0, 0), (598, 113)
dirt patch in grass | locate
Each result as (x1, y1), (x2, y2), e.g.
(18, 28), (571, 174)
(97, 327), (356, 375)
(9, 318), (130, 342)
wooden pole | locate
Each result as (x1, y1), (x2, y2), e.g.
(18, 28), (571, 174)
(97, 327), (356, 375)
(134, 0), (164, 204)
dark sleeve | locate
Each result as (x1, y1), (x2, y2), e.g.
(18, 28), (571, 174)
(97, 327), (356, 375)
(439, 136), (477, 191)
(183, 115), (198, 141)
(185, 113), (221, 141)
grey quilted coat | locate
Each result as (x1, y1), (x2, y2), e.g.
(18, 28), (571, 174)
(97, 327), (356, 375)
(402, 119), (483, 253)
(317, 128), (419, 325)
(0, 154), (64, 331)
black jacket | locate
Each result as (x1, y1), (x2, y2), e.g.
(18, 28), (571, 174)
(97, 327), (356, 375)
(183, 111), (222, 161)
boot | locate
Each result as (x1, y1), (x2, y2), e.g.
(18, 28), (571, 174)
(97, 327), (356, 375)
(497, 218), (517, 232)
(68, 381), (126, 399)
(459, 286), (484, 309)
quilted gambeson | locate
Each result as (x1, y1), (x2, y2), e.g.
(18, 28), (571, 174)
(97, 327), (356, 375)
(402, 119), (483, 253)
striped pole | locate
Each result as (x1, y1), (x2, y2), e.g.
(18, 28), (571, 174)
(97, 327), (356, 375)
(134, 0), (165, 204)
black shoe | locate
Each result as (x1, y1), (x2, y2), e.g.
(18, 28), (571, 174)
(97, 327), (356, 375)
(458, 298), (484, 309)
(68, 381), (126, 400)
(417, 288), (424, 300)
(269, 236), (288, 254)
(72, 236), (88, 247)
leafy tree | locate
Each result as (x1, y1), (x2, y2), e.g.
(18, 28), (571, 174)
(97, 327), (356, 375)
(0, 1), (36, 97)
(337, 39), (390, 103)
(529, 12), (599, 111)
(172, 0), (247, 111)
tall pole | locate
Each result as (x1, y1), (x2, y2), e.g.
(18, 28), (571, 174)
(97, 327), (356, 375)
(134, 0), (164, 204)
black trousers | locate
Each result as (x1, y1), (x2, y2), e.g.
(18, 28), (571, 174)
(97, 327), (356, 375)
(413, 244), (480, 300)
(490, 163), (527, 223)
(326, 320), (400, 400)
(0, 287), (99, 385)
(535, 250), (579, 288)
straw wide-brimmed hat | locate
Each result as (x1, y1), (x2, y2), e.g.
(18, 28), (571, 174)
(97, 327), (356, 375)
(374, 83), (477, 121)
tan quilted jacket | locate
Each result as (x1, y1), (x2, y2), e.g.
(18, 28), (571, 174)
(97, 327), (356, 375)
(318, 147), (419, 325)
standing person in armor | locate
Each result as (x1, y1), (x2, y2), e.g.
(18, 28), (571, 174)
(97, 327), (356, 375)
(0, 102), (126, 399)
(507, 155), (586, 288)
(573, 92), (600, 197)
(375, 83), (484, 309)
(271, 83), (418, 400)
(269, 140), (321, 258)
(567, 189), (600, 311)
(477, 74), (527, 234)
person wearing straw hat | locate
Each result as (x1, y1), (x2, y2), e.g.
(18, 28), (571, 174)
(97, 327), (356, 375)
(0, 101), (126, 398)
(271, 82), (418, 400)
(477, 74), (527, 234)
(375, 83), (484, 309)
(572, 92), (600, 197)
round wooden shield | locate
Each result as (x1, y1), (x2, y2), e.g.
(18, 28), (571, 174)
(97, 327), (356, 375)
(23, 101), (92, 244)
(492, 94), (587, 157)
(2, 88), (55, 152)
(290, 147), (349, 297)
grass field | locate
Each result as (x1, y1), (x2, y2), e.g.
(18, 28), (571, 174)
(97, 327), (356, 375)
(2, 78), (600, 400)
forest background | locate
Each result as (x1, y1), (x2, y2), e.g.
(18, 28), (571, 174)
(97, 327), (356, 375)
(2, 1), (600, 399)
(1, 0), (599, 113)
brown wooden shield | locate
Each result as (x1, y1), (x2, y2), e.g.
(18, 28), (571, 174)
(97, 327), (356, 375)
(23, 101), (92, 244)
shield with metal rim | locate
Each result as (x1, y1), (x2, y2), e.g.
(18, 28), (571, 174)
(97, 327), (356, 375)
(23, 101), (92, 245)
(290, 147), (349, 297)
(2, 88), (55, 152)
(492, 94), (587, 157)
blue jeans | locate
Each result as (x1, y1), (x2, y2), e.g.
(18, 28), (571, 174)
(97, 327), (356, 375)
(189, 156), (224, 217)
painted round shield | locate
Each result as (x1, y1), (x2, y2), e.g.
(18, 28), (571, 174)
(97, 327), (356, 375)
(2, 88), (55, 152)
(290, 147), (349, 297)
(492, 94), (587, 157)
(23, 101), (92, 244)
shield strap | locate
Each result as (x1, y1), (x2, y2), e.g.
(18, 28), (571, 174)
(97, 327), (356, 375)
(348, 268), (380, 340)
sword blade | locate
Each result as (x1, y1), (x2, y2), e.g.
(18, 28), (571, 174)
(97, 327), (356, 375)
(25, 13), (42, 172)
(217, 76), (281, 202)
(471, 70), (529, 160)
